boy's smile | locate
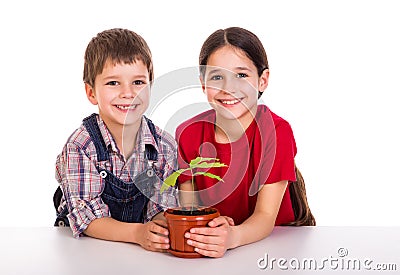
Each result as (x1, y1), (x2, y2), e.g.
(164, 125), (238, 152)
(115, 104), (139, 111)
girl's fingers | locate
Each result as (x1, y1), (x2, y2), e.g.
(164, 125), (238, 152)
(185, 231), (226, 245)
(207, 216), (229, 227)
(186, 238), (225, 258)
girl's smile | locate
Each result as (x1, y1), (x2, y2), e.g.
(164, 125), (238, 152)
(216, 97), (244, 107)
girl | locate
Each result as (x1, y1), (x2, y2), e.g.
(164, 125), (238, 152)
(175, 27), (314, 258)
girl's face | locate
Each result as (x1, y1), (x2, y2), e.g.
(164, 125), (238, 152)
(202, 45), (268, 125)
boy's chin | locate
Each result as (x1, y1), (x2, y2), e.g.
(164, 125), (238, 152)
(122, 114), (143, 124)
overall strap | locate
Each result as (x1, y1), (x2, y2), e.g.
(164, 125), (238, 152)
(82, 114), (160, 162)
(144, 116), (161, 161)
(82, 113), (109, 162)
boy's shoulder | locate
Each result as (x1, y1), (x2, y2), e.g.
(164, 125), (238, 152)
(64, 123), (95, 152)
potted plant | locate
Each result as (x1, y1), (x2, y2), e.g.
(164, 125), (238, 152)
(161, 157), (227, 258)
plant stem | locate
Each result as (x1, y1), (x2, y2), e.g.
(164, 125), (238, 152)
(191, 174), (195, 213)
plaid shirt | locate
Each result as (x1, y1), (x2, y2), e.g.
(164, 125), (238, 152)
(55, 114), (178, 238)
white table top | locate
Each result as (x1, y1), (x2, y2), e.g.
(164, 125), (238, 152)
(0, 226), (399, 274)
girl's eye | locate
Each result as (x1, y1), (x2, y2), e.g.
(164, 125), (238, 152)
(210, 75), (223, 81)
(106, 81), (118, 86)
(133, 80), (145, 85)
(237, 73), (248, 78)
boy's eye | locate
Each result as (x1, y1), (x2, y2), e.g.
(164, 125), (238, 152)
(210, 75), (223, 81)
(237, 73), (248, 78)
(106, 81), (118, 86)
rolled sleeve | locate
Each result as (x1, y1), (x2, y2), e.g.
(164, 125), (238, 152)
(67, 197), (109, 238)
(60, 143), (110, 237)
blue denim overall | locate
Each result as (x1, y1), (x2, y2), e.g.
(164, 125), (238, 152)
(54, 114), (162, 226)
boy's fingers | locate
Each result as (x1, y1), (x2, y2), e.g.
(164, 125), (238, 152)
(152, 219), (168, 228)
(149, 221), (169, 236)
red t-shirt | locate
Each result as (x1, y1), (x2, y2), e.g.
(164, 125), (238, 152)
(176, 105), (296, 225)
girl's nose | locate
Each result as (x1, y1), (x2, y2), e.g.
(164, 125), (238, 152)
(221, 79), (237, 95)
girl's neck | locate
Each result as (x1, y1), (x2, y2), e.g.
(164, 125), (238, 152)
(214, 108), (256, 143)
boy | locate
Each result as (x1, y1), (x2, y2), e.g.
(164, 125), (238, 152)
(54, 28), (177, 252)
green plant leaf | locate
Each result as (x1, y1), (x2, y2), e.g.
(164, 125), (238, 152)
(189, 157), (202, 166)
(193, 161), (228, 169)
(160, 169), (187, 193)
(193, 171), (224, 182)
(190, 157), (219, 167)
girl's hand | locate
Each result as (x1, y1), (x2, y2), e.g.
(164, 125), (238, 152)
(137, 219), (170, 252)
(184, 216), (235, 258)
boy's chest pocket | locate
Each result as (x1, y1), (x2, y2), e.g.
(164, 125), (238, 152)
(100, 168), (157, 223)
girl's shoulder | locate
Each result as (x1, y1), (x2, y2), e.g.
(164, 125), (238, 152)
(257, 105), (294, 140)
(258, 104), (292, 129)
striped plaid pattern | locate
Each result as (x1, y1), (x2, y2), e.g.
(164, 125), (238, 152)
(55, 114), (178, 238)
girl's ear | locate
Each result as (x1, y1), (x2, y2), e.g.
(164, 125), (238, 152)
(85, 83), (98, 105)
(258, 69), (269, 93)
(199, 75), (206, 93)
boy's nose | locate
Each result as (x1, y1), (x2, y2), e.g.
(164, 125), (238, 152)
(120, 86), (137, 98)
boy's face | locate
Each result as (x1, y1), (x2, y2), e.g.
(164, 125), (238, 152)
(201, 46), (268, 125)
(85, 59), (150, 131)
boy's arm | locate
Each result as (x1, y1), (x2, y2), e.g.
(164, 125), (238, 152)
(58, 143), (110, 238)
(84, 217), (170, 252)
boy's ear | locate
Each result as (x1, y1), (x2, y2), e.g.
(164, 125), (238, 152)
(258, 69), (269, 93)
(85, 83), (98, 105)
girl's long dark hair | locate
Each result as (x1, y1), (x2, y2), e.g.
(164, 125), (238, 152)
(284, 165), (316, 226)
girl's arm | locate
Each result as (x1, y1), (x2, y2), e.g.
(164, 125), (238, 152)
(179, 181), (200, 207)
(185, 180), (287, 258)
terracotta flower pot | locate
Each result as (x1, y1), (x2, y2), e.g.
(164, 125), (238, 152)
(164, 207), (220, 258)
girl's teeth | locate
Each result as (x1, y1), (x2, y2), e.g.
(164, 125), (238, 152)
(221, 99), (239, 105)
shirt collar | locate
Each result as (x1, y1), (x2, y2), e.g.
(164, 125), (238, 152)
(96, 114), (159, 156)
(139, 116), (160, 153)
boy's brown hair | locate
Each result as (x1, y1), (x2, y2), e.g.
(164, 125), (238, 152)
(83, 28), (153, 87)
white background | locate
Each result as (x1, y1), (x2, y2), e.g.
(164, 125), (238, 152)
(0, 0), (399, 227)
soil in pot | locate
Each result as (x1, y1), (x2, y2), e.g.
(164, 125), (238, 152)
(164, 207), (220, 258)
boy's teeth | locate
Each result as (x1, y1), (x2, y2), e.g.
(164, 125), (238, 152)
(117, 105), (136, 110)
(221, 99), (239, 105)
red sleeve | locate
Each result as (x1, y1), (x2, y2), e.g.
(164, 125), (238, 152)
(265, 119), (297, 184)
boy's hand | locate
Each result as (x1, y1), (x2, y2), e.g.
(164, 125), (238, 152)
(184, 216), (235, 258)
(137, 219), (170, 252)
